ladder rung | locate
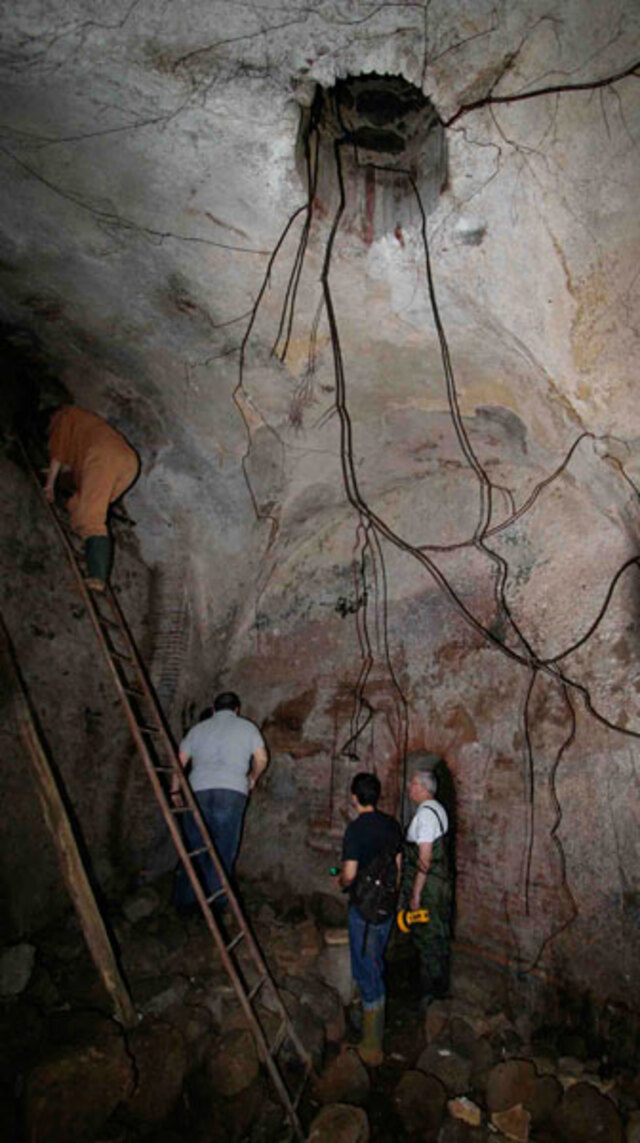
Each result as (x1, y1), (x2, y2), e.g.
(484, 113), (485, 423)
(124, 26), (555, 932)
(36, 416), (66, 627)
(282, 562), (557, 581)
(139, 724), (161, 735)
(186, 846), (208, 858)
(225, 931), (245, 952)
(269, 1021), (289, 1058)
(97, 615), (121, 631)
(110, 649), (134, 662)
(170, 805), (192, 814)
(247, 974), (268, 1001)
(153, 766), (175, 773)
(122, 686), (145, 697)
(205, 888), (227, 904)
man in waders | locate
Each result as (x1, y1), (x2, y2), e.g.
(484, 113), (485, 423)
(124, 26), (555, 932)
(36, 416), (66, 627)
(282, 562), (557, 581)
(403, 767), (452, 1010)
(43, 405), (139, 591)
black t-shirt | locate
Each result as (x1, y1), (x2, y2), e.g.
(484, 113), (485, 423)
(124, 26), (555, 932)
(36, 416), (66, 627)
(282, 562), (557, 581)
(342, 810), (403, 870)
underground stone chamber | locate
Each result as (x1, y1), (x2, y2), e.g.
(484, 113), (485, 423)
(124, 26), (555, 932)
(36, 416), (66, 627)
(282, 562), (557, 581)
(1, 1), (640, 1140)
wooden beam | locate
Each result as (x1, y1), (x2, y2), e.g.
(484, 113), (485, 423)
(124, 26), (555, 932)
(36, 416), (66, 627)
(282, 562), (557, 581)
(0, 614), (137, 1029)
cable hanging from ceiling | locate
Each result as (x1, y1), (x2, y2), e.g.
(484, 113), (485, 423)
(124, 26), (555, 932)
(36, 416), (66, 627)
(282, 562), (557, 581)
(232, 79), (639, 971)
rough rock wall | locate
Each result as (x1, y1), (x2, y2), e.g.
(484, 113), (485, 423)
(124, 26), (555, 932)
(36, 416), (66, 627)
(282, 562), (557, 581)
(0, 1), (639, 1004)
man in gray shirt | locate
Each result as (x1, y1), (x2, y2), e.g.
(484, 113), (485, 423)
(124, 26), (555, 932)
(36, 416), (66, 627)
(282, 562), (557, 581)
(172, 692), (268, 913)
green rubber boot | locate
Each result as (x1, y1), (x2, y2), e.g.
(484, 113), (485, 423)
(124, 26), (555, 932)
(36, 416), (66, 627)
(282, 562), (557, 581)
(357, 1002), (384, 1067)
(85, 535), (111, 591)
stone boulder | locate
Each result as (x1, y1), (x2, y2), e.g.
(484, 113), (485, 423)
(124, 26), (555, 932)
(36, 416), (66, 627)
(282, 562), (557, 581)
(449, 1016), (495, 1057)
(206, 1026), (260, 1097)
(469, 1038), (494, 1092)
(120, 933), (167, 980)
(133, 974), (191, 1018)
(550, 1081), (624, 1142)
(162, 998), (215, 1066)
(489, 1027), (526, 1060)
(485, 1059), (537, 1114)
(627, 1109), (640, 1143)
(124, 1019), (187, 1123)
(394, 1070), (447, 1140)
(316, 940), (353, 1007)
(425, 998), (452, 1044)
(312, 1046), (371, 1106)
(528, 1073), (563, 1127)
(121, 886), (162, 924)
(447, 1097), (483, 1126)
(439, 1121), (491, 1142)
(0, 999), (44, 1080)
(24, 1013), (133, 1143)
(307, 1103), (370, 1143)
(257, 987), (325, 1070)
(309, 892), (349, 928)
(203, 1073), (269, 1143)
(490, 1104), (531, 1142)
(417, 1044), (473, 1095)
(284, 973), (345, 1042)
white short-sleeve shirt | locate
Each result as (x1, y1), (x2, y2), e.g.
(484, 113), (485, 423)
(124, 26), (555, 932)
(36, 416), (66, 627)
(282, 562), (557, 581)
(179, 710), (265, 795)
(406, 798), (448, 844)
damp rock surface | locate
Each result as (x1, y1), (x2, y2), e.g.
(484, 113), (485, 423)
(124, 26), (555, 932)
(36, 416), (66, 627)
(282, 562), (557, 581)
(23, 1014), (133, 1143)
(550, 1080), (625, 1142)
(1, 885), (640, 1142)
(0, 942), (36, 996)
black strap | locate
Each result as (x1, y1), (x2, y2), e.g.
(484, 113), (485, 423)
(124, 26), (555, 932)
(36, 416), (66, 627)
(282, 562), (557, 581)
(423, 803), (446, 837)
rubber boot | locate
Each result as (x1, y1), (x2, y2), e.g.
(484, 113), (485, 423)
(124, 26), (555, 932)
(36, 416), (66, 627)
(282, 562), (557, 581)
(347, 996), (363, 1043)
(85, 535), (111, 591)
(357, 1002), (384, 1067)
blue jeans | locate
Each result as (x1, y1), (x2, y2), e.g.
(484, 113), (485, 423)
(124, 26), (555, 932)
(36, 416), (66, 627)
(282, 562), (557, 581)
(175, 788), (247, 909)
(348, 906), (394, 1009)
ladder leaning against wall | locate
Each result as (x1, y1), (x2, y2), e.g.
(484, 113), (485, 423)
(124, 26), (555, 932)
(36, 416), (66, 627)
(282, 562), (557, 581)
(22, 443), (314, 1143)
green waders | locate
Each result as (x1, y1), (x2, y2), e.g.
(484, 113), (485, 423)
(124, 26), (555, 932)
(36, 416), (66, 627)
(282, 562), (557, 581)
(85, 535), (112, 591)
(402, 835), (452, 1008)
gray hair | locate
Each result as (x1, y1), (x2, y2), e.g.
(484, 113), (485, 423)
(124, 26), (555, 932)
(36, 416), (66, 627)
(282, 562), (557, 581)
(412, 768), (438, 795)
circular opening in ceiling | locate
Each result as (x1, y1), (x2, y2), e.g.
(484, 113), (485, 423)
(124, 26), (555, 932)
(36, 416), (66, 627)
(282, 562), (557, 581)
(295, 73), (447, 240)
(317, 73), (444, 172)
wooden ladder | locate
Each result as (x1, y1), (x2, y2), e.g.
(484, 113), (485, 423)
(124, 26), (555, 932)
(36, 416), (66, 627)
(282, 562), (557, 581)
(25, 450), (313, 1141)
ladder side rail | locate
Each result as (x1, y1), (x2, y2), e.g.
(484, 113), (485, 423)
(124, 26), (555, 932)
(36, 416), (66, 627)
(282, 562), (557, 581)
(96, 589), (178, 751)
(21, 453), (250, 953)
(21, 475), (237, 912)
(18, 446), (202, 822)
(230, 924), (314, 1073)
(16, 448), (221, 921)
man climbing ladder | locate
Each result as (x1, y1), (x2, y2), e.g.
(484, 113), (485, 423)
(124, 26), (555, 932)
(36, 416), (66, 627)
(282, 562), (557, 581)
(42, 404), (140, 591)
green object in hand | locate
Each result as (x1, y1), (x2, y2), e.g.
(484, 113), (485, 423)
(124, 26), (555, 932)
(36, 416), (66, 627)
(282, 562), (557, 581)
(329, 866), (340, 876)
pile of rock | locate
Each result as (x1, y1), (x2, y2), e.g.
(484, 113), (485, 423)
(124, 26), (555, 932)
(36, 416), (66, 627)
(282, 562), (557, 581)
(0, 879), (349, 1142)
(307, 985), (640, 1142)
(1, 879), (639, 1142)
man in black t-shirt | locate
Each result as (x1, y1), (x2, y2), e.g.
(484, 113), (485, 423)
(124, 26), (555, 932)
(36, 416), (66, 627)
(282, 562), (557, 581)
(335, 772), (403, 1066)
